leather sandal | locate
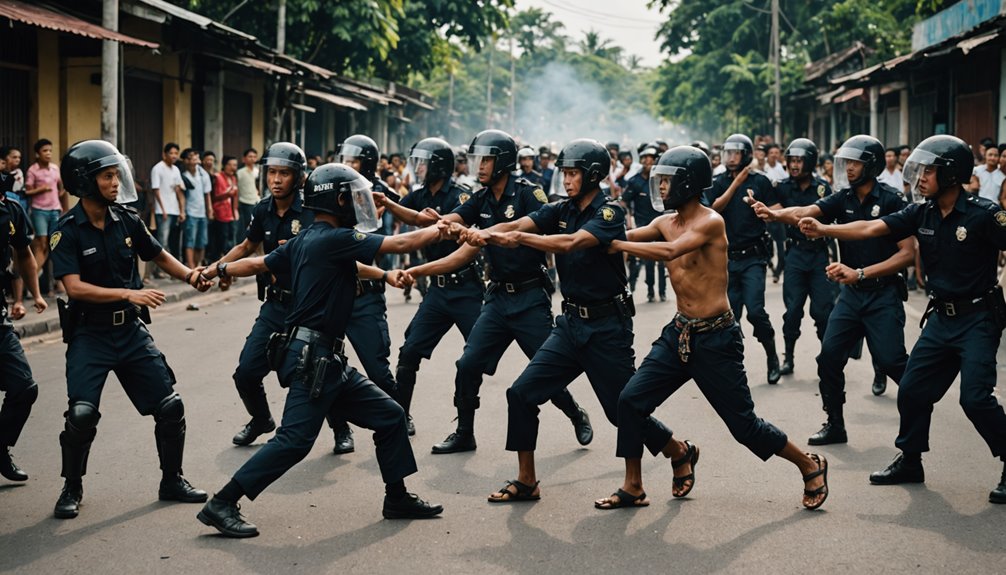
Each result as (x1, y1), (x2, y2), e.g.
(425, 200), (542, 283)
(594, 488), (649, 510)
(671, 440), (700, 498)
(802, 453), (829, 510)
(487, 479), (540, 503)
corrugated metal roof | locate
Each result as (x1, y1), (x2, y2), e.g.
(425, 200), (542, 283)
(0, 1), (158, 48)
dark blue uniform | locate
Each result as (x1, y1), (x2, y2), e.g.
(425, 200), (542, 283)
(706, 171), (778, 344)
(50, 202), (189, 481)
(515, 169), (543, 188)
(393, 180), (483, 411)
(506, 194), (672, 454)
(814, 181), (909, 410)
(448, 175), (581, 435)
(621, 172), (666, 299)
(233, 194), (313, 425)
(775, 176), (835, 343)
(231, 223), (416, 498)
(0, 198), (37, 453)
(882, 193), (1006, 457)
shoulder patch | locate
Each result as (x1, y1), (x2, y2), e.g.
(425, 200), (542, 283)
(458, 191), (471, 205)
(354, 231), (367, 241)
(8, 220), (14, 236)
(994, 211), (1006, 227)
(817, 184), (826, 198)
(533, 188), (548, 204)
(601, 207), (615, 222)
(49, 231), (62, 251)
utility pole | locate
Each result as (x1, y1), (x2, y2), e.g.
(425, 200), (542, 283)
(101, 0), (118, 146)
(509, 34), (516, 135)
(447, 70), (455, 142)
(270, 0), (287, 143)
(771, 0), (781, 143)
(486, 36), (494, 129)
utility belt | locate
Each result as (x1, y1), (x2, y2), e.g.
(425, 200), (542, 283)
(356, 278), (386, 296)
(562, 292), (634, 321)
(431, 265), (480, 289)
(848, 273), (908, 300)
(488, 265), (555, 296)
(57, 299), (151, 342)
(785, 236), (828, 251)
(266, 287), (293, 304)
(727, 235), (772, 261)
(920, 286), (1006, 330)
(266, 326), (346, 400)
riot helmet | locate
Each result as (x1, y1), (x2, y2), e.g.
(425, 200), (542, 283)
(61, 140), (138, 205)
(338, 134), (380, 181)
(468, 129), (517, 184)
(303, 163), (380, 231)
(833, 135), (884, 190)
(553, 139), (610, 197)
(649, 145), (712, 211)
(259, 142), (306, 199)
(902, 135), (973, 203)
(408, 137), (455, 186)
(691, 141), (711, 157)
(722, 134), (753, 172)
(784, 138), (819, 179)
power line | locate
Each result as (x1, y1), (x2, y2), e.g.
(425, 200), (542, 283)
(543, 0), (657, 25)
(538, 0), (660, 30)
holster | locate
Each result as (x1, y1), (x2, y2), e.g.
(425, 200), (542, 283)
(57, 298), (77, 343)
(256, 274), (268, 302)
(138, 305), (152, 324)
(761, 232), (774, 260)
(989, 286), (1006, 331)
(265, 332), (289, 371)
(293, 343), (342, 400)
(894, 273), (909, 302)
(540, 265), (556, 295)
(616, 292), (636, 318)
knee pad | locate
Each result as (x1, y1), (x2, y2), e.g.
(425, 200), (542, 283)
(154, 393), (185, 423)
(66, 401), (100, 432)
(453, 394), (480, 411)
(8, 382), (38, 406)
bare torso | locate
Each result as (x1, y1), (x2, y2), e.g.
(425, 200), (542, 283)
(657, 207), (731, 319)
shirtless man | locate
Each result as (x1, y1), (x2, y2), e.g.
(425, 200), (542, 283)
(597, 145), (829, 510)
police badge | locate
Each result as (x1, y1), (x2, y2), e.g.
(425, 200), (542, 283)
(125, 236), (133, 248)
(601, 207), (615, 222)
(533, 188), (548, 204)
(291, 219), (301, 235)
(504, 205), (515, 219)
(996, 211), (1006, 227)
(817, 184), (825, 198)
(49, 231), (62, 251)
(956, 226), (967, 242)
(870, 205), (880, 218)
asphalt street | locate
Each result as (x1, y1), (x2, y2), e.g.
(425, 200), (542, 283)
(1, 277), (1004, 574)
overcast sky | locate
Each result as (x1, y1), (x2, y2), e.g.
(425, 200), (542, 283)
(514, 0), (667, 68)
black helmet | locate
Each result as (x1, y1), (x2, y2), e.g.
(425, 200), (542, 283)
(260, 142), (306, 198)
(61, 139), (138, 204)
(690, 141), (711, 157)
(784, 138), (819, 178)
(834, 135), (885, 189)
(409, 137), (455, 186)
(554, 139), (610, 195)
(649, 145), (712, 211)
(903, 135), (974, 202)
(303, 163), (380, 231)
(722, 134), (753, 170)
(468, 129), (517, 183)
(338, 134), (380, 180)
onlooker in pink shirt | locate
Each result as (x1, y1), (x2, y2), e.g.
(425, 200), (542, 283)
(25, 138), (64, 284)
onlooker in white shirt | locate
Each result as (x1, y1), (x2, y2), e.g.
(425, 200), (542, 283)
(151, 142), (184, 257)
(970, 146), (1004, 203)
(876, 147), (904, 190)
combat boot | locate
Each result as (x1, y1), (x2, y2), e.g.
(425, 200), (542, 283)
(780, 339), (796, 376)
(232, 393), (275, 446)
(763, 339), (782, 384)
(54, 480), (83, 519)
(808, 407), (847, 445)
(0, 446), (28, 481)
(561, 403), (593, 446)
(872, 370), (887, 396)
(870, 453), (924, 485)
(990, 463), (1006, 504)
(332, 423), (355, 454)
(432, 401), (477, 454)
(198, 497), (259, 538)
(394, 363), (418, 437)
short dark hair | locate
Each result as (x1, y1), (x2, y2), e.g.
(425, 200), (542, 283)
(390, 153), (403, 161)
(180, 148), (199, 160)
(981, 137), (996, 148)
(764, 143), (780, 152)
(243, 147), (258, 157)
(885, 147), (899, 154)
(998, 144), (1006, 155)
(617, 151), (632, 160)
(163, 142), (179, 154)
(34, 139), (52, 154)
(202, 150), (216, 159)
(221, 155), (237, 166)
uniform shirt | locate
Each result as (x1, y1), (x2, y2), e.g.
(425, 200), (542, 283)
(775, 176), (832, 241)
(706, 171), (778, 248)
(451, 175), (548, 281)
(882, 192), (1006, 300)
(815, 180), (906, 270)
(400, 178), (471, 263)
(50, 203), (163, 312)
(264, 222), (383, 340)
(529, 192), (627, 303)
(244, 192), (314, 290)
(622, 172), (661, 226)
(514, 169), (543, 188)
(541, 167), (554, 195)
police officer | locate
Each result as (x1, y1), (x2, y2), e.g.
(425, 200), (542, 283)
(751, 135), (912, 445)
(800, 135), (1006, 505)
(197, 163), (444, 538)
(0, 190), (45, 482)
(328, 134), (401, 453)
(457, 139), (672, 503)
(515, 146), (543, 187)
(210, 142), (314, 448)
(431, 129), (592, 454)
(49, 140), (210, 519)
(772, 139), (835, 375)
(374, 137), (483, 434)
(707, 134), (782, 384)
(621, 144), (666, 303)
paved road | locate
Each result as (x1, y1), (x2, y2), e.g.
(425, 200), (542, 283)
(1, 279), (1003, 574)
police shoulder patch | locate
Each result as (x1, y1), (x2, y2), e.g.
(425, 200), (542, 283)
(8, 221), (13, 236)
(458, 192), (471, 205)
(817, 184), (826, 198)
(601, 207), (615, 222)
(995, 211), (1006, 227)
(533, 188), (548, 204)
(354, 231), (367, 241)
(49, 231), (62, 251)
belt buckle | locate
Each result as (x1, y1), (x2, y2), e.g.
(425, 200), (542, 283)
(578, 305), (589, 319)
(436, 275), (446, 288)
(944, 302), (956, 317)
(112, 310), (126, 326)
(505, 282), (516, 294)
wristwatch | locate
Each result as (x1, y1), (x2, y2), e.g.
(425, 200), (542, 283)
(217, 262), (229, 280)
(856, 268), (866, 283)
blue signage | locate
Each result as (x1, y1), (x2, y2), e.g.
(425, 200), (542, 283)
(912, 0), (1005, 51)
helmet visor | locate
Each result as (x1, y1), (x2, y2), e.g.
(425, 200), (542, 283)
(832, 155), (865, 191)
(649, 165), (685, 212)
(348, 176), (380, 232)
(550, 169), (567, 198)
(408, 149), (432, 185)
(338, 143), (364, 162)
(88, 153), (138, 204)
(902, 148), (940, 204)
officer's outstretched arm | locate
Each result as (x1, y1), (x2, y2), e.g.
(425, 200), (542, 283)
(799, 217), (889, 241)
(752, 202), (823, 226)
(505, 228), (597, 254)
(209, 238), (261, 271)
(61, 274), (166, 308)
(863, 237), (916, 280)
(377, 225), (441, 255)
(407, 244), (480, 277)
(611, 212), (721, 262)
(218, 256), (269, 279)
(357, 262), (412, 289)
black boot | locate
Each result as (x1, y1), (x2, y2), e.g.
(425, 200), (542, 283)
(383, 492), (444, 519)
(54, 427), (94, 519)
(763, 340), (782, 384)
(155, 413), (207, 503)
(432, 398), (477, 454)
(870, 453), (924, 485)
(780, 339), (796, 376)
(872, 370), (887, 396)
(0, 446), (28, 481)
(561, 403), (593, 446)
(394, 364), (418, 437)
(54, 480), (83, 519)
(198, 497), (260, 538)
(808, 407), (847, 445)
(332, 422), (355, 454)
(990, 463), (1006, 504)
(232, 393), (276, 446)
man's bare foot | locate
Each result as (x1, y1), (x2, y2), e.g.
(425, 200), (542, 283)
(595, 487), (648, 509)
(487, 479), (540, 503)
(801, 453), (829, 510)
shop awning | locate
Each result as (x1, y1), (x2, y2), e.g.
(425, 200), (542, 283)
(304, 89), (368, 112)
(833, 87), (864, 104)
(0, 1), (158, 48)
(205, 52), (292, 76)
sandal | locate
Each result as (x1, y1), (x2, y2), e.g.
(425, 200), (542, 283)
(671, 440), (700, 498)
(802, 453), (829, 510)
(487, 479), (541, 503)
(594, 488), (649, 510)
